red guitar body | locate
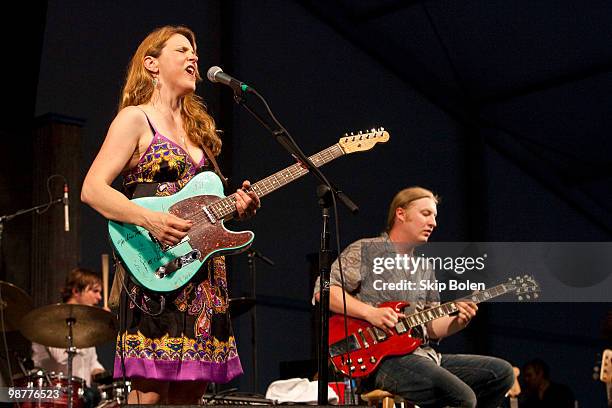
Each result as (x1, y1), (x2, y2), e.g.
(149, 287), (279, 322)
(328, 276), (541, 377)
(328, 301), (423, 378)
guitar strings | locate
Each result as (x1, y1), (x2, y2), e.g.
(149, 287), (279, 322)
(177, 145), (343, 222)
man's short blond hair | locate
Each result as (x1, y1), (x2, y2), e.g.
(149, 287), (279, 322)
(386, 186), (439, 232)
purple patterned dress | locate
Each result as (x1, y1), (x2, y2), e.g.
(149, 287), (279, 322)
(113, 113), (242, 383)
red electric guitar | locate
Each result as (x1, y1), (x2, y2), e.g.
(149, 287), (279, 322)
(328, 275), (540, 378)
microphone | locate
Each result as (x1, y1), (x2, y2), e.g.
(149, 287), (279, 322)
(207, 66), (254, 94)
(63, 184), (70, 232)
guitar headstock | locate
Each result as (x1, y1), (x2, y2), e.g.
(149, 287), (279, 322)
(601, 349), (612, 384)
(506, 275), (541, 301)
(338, 128), (390, 154)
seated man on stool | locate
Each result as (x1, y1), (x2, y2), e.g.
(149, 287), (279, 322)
(313, 186), (514, 408)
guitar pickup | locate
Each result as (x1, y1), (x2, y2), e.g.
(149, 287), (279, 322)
(372, 327), (387, 342)
(202, 206), (217, 224)
(149, 233), (191, 251)
(155, 249), (201, 279)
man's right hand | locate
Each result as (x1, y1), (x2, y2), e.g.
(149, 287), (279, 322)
(364, 306), (404, 330)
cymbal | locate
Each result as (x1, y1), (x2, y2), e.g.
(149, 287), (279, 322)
(229, 297), (256, 318)
(20, 303), (117, 348)
(0, 281), (34, 332)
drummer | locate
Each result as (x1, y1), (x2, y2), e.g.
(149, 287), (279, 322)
(31, 268), (107, 397)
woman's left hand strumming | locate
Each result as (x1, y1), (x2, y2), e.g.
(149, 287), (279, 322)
(235, 180), (260, 220)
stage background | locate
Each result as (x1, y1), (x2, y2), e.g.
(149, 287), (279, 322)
(1, 0), (610, 406)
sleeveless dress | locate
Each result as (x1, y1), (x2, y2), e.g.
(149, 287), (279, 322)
(113, 113), (242, 383)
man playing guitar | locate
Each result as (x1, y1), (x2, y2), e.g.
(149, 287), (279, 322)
(313, 186), (514, 408)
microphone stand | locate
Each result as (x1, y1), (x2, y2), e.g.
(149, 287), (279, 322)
(247, 249), (274, 393)
(316, 185), (333, 404)
(0, 198), (63, 252)
(232, 88), (358, 405)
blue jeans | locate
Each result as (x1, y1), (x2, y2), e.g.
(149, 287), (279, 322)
(375, 353), (514, 408)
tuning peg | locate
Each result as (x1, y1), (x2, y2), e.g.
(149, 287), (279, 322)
(343, 132), (348, 137)
(518, 296), (523, 301)
(358, 130), (362, 134)
(350, 132), (354, 136)
(380, 127), (385, 131)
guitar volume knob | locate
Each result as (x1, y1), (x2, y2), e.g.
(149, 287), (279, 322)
(370, 356), (377, 363)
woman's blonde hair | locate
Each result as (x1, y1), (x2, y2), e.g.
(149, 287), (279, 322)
(386, 186), (439, 232)
(119, 25), (221, 156)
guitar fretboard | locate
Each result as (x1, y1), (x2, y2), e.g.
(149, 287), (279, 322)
(396, 283), (514, 330)
(207, 144), (345, 220)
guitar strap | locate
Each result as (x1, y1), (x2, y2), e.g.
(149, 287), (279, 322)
(108, 252), (125, 310)
(202, 143), (228, 188)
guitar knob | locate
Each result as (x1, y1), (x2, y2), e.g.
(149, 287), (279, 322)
(370, 356), (377, 363)
(350, 366), (356, 372)
(360, 365), (367, 371)
(357, 358), (363, 364)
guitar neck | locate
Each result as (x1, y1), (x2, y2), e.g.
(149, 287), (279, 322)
(208, 144), (345, 219)
(398, 282), (514, 329)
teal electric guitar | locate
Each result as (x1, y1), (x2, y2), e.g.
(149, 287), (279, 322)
(108, 129), (390, 292)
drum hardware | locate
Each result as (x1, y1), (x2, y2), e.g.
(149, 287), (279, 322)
(0, 280), (33, 332)
(0, 280), (34, 389)
(19, 304), (118, 408)
(66, 317), (77, 408)
(95, 380), (131, 408)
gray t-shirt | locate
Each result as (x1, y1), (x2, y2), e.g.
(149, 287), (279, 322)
(313, 233), (442, 363)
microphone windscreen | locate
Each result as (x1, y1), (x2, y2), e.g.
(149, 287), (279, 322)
(207, 66), (223, 83)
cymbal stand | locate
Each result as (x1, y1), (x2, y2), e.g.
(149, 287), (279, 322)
(246, 249), (274, 393)
(65, 317), (77, 408)
(247, 251), (258, 393)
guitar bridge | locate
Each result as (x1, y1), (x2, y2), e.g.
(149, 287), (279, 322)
(155, 249), (202, 279)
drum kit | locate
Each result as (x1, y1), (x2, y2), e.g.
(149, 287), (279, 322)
(0, 280), (124, 408)
(0, 276), (261, 407)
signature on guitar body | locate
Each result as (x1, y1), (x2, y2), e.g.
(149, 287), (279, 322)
(109, 129), (390, 293)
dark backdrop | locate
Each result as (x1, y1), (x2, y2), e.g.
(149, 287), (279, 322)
(1, 0), (610, 406)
